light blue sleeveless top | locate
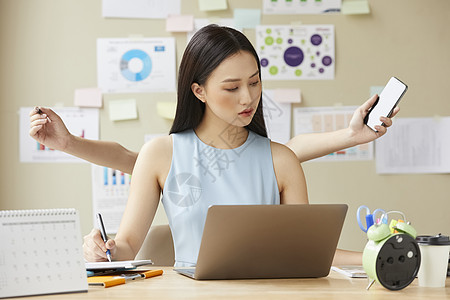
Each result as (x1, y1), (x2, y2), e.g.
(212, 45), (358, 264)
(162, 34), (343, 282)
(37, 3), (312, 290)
(161, 129), (280, 267)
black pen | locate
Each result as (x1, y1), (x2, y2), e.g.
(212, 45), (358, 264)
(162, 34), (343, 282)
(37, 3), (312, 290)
(96, 213), (112, 262)
(35, 107), (52, 123)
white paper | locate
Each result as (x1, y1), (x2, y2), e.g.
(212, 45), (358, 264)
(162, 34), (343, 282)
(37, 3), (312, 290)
(20, 107), (99, 163)
(263, 0), (341, 15)
(256, 25), (335, 80)
(375, 117), (450, 174)
(97, 38), (176, 93)
(85, 260), (152, 270)
(263, 90), (291, 144)
(102, 0), (180, 19)
(293, 106), (373, 161)
(91, 165), (131, 234)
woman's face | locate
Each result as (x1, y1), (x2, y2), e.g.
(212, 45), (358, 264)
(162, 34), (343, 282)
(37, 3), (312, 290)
(192, 51), (262, 128)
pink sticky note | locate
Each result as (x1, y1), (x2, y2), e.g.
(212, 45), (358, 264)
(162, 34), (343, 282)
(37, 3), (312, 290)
(273, 89), (301, 103)
(166, 15), (194, 32)
(74, 88), (102, 107)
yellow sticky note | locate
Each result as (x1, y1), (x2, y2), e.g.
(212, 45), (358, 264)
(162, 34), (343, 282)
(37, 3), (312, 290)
(157, 102), (176, 120)
(109, 99), (138, 121)
(166, 15), (194, 32)
(341, 0), (370, 15)
(274, 89), (301, 103)
(74, 88), (102, 107)
(198, 0), (227, 11)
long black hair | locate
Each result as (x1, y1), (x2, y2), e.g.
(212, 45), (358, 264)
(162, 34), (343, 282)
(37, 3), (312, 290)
(170, 24), (267, 137)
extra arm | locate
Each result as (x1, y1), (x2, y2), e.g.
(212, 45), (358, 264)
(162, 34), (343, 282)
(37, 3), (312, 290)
(286, 95), (399, 163)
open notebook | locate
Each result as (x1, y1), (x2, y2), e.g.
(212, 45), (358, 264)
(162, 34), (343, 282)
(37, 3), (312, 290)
(85, 260), (153, 271)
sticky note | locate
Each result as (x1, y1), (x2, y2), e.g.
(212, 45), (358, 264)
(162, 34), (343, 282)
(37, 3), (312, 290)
(273, 89), (301, 103)
(157, 102), (177, 120)
(108, 99), (138, 121)
(198, 0), (227, 11)
(341, 0), (370, 15)
(166, 15), (194, 32)
(370, 86), (384, 97)
(74, 88), (102, 107)
(233, 9), (261, 29)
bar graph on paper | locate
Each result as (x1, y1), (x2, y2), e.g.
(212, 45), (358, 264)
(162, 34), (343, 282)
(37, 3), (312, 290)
(19, 107), (99, 163)
(91, 165), (131, 234)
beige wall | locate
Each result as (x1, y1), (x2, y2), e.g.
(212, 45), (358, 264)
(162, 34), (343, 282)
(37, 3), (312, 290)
(1, 0), (449, 252)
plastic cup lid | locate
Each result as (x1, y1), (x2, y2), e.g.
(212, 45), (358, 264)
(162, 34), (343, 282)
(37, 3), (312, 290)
(416, 233), (450, 245)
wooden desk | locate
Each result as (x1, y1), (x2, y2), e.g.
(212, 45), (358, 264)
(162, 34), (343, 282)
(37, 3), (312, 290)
(17, 267), (450, 300)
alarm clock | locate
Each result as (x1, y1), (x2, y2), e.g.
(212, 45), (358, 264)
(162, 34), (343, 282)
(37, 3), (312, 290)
(362, 216), (421, 290)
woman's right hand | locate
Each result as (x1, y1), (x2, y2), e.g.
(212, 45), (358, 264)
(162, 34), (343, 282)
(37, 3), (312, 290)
(29, 106), (72, 151)
(83, 228), (117, 262)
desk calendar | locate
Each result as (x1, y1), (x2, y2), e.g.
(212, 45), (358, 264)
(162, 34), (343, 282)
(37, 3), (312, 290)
(0, 209), (87, 298)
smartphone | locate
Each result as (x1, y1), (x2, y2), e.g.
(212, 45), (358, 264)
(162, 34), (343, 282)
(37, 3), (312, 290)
(364, 77), (408, 132)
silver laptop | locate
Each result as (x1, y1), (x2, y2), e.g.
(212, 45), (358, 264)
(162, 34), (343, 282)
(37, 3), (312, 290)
(174, 204), (348, 280)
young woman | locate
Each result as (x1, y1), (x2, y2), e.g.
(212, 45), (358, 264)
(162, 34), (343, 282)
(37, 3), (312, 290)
(29, 25), (395, 266)
(84, 24), (309, 267)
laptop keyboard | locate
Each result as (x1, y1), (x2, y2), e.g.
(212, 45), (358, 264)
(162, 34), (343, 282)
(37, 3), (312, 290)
(174, 268), (195, 276)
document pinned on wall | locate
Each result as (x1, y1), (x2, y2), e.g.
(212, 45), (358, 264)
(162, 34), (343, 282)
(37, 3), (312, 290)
(91, 165), (131, 234)
(262, 90), (291, 144)
(263, 0), (341, 15)
(293, 106), (373, 161)
(102, 0), (180, 19)
(97, 38), (176, 93)
(256, 25), (335, 80)
(74, 87), (102, 108)
(233, 9), (261, 29)
(375, 117), (450, 174)
(108, 98), (138, 121)
(166, 14), (194, 32)
(19, 107), (99, 163)
(198, 0), (227, 11)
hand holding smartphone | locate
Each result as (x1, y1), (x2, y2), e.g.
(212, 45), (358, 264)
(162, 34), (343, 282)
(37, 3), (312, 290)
(364, 77), (408, 132)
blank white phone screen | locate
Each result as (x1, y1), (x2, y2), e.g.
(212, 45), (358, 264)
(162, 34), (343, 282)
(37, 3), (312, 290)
(366, 77), (407, 131)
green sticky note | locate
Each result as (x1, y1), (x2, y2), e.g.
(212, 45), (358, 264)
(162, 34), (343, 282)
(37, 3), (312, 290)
(109, 99), (138, 121)
(341, 0), (370, 15)
(370, 86), (384, 97)
(234, 9), (261, 29)
(198, 0), (228, 11)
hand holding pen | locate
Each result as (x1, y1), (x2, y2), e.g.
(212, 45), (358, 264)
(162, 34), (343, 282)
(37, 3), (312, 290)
(28, 106), (72, 151)
(96, 213), (112, 262)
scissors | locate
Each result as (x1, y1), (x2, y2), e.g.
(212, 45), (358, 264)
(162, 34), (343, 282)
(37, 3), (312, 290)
(357, 205), (387, 233)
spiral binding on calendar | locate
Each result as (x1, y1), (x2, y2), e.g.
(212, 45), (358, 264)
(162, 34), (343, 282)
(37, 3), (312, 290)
(0, 208), (77, 217)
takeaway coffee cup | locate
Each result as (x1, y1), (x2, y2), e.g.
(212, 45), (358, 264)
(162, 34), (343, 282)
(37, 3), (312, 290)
(416, 234), (450, 287)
